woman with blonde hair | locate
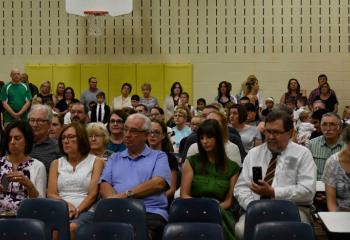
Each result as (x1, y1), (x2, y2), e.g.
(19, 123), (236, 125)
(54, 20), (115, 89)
(86, 122), (113, 161)
(140, 83), (159, 111)
(33, 81), (57, 107)
(54, 82), (65, 102)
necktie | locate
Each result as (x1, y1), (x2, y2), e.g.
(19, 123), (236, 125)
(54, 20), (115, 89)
(98, 105), (102, 122)
(264, 153), (280, 185)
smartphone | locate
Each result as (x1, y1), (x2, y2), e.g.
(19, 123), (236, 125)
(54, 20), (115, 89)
(252, 166), (262, 185)
(1, 175), (9, 192)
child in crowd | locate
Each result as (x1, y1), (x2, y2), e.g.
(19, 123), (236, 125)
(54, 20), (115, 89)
(297, 110), (315, 145)
(260, 97), (274, 120)
(294, 96), (309, 127)
(342, 106), (350, 126)
(194, 98), (206, 116)
(130, 94), (140, 109)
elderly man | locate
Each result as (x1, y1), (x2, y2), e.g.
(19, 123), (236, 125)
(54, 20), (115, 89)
(100, 113), (171, 240)
(29, 104), (62, 173)
(234, 110), (316, 239)
(0, 68), (32, 124)
(307, 112), (344, 180)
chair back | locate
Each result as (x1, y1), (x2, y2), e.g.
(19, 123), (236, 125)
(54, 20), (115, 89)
(77, 222), (135, 240)
(168, 198), (221, 224)
(94, 198), (147, 240)
(244, 200), (301, 240)
(162, 222), (225, 240)
(252, 221), (315, 240)
(17, 198), (70, 240)
(0, 218), (46, 240)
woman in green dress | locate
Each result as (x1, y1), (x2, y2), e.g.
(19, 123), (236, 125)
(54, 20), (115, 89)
(180, 119), (240, 240)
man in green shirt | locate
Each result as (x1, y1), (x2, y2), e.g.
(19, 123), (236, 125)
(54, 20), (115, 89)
(0, 68), (32, 124)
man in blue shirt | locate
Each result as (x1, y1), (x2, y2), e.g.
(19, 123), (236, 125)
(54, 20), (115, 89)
(100, 113), (171, 240)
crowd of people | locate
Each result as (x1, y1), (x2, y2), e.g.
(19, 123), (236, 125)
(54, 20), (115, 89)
(0, 67), (349, 240)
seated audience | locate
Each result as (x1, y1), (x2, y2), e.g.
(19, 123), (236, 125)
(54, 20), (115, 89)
(261, 97), (274, 120)
(171, 108), (191, 153)
(310, 109), (329, 139)
(181, 119), (240, 239)
(312, 100), (326, 112)
(194, 97), (206, 116)
(307, 112), (344, 180)
(229, 104), (262, 152)
(323, 125), (350, 211)
(100, 113), (171, 240)
(135, 104), (148, 115)
(342, 106), (350, 126)
(54, 87), (79, 117)
(130, 94), (140, 109)
(0, 120), (46, 214)
(176, 92), (195, 117)
(29, 104), (62, 174)
(187, 110), (242, 167)
(54, 82), (65, 103)
(112, 83), (132, 110)
(49, 113), (64, 140)
(234, 110), (316, 239)
(87, 122), (113, 161)
(148, 120), (178, 203)
(47, 123), (104, 240)
(244, 102), (259, 126)
(106, 110), (127, 153)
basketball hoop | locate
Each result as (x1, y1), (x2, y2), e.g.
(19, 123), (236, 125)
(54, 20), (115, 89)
(84, 11), (108, 37)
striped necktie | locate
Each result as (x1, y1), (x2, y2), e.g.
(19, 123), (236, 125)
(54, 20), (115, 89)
(264, 152), (280, 185)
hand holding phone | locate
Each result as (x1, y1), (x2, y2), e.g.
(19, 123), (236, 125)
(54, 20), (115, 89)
(252, 166), (262, 185)
(1, 175), (10, 193)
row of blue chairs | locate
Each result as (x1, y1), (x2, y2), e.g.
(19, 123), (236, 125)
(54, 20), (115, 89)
(0, 198), (315, 240)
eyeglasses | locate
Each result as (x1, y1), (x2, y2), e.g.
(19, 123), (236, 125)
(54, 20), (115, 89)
(88, 134), (104, 139)
(321, 122), (339, 129)
(264, 129), (288, 137)
(29, 118), (49, 125)
(110, 119), (123, 125)
(149, 130), (161, 137)
(123, 127), (147, 135)
(62, 135), (77, 142)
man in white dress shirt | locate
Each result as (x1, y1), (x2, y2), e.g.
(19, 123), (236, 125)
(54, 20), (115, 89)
(234, 110), (316, 239)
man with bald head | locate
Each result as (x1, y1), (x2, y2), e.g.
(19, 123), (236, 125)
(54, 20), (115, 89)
(100, 113), (171, 240)
(0, 68), (32, 124)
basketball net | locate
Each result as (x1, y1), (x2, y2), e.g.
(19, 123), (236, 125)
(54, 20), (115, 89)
(84, 11), (108, 37)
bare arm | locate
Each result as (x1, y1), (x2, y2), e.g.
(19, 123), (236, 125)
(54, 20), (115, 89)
(219, 173), (239, 209)
(2, 101), (17, 117)
(75, 157), (104, 216)
(129, 176), (167, 198)
(166, 170), (177, 199)
(47, 160), (62, 200)
(280, 94), (285, 104)
(333, 103), (338, 113)
(325, 184), (337, 211)
(100, 181), (118, 199)
(180, 159), (193, 199)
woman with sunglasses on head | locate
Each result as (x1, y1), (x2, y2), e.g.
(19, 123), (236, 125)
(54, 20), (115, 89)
(106, 110), (128, 153)
(47, 122), (104, 240)
(147, 120), (178, 203)
(181, 119), (240, 239)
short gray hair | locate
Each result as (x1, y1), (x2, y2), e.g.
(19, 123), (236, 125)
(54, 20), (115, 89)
(28, 104), (53, 123)
(321, 112), (342, 126)
(127, 113), (151, 132)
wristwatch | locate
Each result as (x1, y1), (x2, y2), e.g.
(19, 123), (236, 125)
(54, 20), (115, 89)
(126, 190), (134, 198)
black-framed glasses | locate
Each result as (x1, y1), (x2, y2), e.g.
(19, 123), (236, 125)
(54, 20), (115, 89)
(264, 129), (288, 137)
(149, 130), (161, 137)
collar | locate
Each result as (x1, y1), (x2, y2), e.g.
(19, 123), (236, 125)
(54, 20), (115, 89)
(321, 136), (343, 149)
(120, 144), (151, 160)
(34, 137), (55, 146)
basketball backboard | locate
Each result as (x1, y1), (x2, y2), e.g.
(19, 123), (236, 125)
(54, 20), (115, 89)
(66, 0), (133, 17)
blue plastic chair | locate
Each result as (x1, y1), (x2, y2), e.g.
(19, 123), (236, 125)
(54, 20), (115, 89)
(94, 198), (147, 240)
(244, 200), (301, 240)
(77, 222), (135, 240)
(162, 222), (225, 240)
(168, 198), (221, 224)
(0, 218), (46, 240)
(17, 198), (70, 240)
(252, 221), (315, 240)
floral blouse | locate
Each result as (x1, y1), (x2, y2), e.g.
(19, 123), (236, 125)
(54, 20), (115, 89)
(0, 156), (46, 213)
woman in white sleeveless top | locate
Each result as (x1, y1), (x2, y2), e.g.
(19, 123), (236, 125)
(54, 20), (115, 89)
(48, 123), (104, 240)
